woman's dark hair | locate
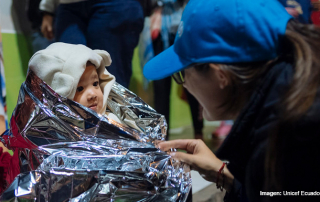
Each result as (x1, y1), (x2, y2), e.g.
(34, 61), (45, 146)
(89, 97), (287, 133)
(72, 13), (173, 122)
(195, 20), (320, 190)
(266, 20), (320, 191)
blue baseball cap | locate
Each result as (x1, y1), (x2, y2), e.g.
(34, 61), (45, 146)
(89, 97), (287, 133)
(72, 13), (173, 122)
(143, 0), (293, 80)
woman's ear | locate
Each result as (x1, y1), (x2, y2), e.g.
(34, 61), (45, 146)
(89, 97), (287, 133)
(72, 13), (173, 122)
(209, 64), (229, 89)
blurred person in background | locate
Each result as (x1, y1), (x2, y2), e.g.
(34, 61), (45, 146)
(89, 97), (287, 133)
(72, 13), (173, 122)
(27, 0), (54, 53)
(40, 0), (146, 88)
(145, 0), (204, 140)
(278, 0), (312, 23)
(144, 0), (320, 201)
(311, 0), (320, 25)
(0, 29), (7, 135)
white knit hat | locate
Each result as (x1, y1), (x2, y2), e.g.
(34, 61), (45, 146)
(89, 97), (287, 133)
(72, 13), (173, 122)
(28, 42), (115, 115)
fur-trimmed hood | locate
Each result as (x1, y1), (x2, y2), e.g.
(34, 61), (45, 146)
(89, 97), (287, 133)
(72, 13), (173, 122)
(28, 42), (115, 115)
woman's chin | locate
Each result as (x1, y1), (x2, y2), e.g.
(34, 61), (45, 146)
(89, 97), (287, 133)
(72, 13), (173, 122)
(203, 110), (214, 121)
(203, 110), (225, 121)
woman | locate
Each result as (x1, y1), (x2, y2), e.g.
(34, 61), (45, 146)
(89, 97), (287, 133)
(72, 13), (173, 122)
(143, 0), (320, 201)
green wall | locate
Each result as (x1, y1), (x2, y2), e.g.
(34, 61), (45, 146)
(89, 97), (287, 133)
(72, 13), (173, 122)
(2, 33), (32, 119)
(2, 33), (192, 129)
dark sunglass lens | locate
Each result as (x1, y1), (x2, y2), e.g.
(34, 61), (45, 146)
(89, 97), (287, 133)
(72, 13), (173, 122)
(172, 72), (182, 84)
(180, 70), (185, 83)
(181, 70), (185, 78)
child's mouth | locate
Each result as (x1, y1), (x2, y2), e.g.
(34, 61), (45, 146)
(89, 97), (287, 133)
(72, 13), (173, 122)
(89, 104), (98, 111)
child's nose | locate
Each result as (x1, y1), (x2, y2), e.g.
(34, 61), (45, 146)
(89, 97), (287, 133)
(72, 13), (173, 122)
(87, 89), (97, 101)
(88, 94), (97, 101)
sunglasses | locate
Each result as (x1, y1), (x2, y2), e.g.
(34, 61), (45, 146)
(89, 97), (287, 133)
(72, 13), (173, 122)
(172, 64), (209, 84)
(172, 70), (185, 84)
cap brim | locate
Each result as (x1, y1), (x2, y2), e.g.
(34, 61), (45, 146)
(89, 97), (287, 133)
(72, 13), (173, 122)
(143, 45), (191, 80)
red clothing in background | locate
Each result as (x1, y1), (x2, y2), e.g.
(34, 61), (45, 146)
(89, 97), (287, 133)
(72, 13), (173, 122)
(311, 0), (320, 25)
(0, 148), (12, 194)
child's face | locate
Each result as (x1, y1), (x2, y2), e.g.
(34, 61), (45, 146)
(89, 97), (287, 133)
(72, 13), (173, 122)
(74, 63), (104, 113)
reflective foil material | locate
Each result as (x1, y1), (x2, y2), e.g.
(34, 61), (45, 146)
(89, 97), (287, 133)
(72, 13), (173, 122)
(0, 71), (191, 201)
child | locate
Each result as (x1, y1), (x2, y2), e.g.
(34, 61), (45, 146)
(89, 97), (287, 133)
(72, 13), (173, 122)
(1, 43), (111, 194)
(28, 42), (121, 122)
(0, 42), (158, 194)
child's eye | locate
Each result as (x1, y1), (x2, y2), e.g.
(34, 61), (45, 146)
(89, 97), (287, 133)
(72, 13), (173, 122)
(77, 86), (84, 92)
(93, 81), (99, 86)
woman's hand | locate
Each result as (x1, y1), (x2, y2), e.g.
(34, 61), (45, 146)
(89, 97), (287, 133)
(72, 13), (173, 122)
(41, 14), (54, 40)
(158, 139), (234, 192)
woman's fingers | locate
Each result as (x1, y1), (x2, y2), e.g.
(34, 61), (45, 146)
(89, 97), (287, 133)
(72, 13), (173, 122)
(163, 140), (224, 183)
(158, 139), (199, 153)
(170, 151), (195, 166)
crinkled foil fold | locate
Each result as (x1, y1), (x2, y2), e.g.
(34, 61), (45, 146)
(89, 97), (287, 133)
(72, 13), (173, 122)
(0, 71), (191, 201)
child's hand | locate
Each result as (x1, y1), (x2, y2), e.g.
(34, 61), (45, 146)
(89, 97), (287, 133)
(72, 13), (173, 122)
(41, 14), (54, 40)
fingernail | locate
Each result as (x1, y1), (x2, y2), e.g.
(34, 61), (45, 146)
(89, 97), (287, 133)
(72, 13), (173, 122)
(169, 152), (176, 157)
